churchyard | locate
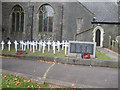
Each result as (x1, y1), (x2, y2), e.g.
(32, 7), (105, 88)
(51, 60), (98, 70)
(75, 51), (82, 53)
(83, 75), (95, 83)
(0, 40), (115, 60)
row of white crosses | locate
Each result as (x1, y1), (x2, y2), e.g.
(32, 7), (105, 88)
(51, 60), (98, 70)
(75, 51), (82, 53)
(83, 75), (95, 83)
(0, 40), (69, 55)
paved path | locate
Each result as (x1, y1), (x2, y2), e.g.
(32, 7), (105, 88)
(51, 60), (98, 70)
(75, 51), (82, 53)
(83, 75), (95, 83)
(1, 57), (118, 88)
(97, 47), (119, 60)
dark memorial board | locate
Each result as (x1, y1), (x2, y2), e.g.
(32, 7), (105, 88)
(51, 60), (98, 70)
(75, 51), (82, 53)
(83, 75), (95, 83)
(69, 41), (96, 58)
(70, 43), (94, 55)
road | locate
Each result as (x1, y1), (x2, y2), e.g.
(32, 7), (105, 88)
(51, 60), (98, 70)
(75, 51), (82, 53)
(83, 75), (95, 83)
(1, 57), (118, 88)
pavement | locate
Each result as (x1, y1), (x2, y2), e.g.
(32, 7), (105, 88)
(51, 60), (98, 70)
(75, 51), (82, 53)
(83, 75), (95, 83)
(1, 57), (118, 88)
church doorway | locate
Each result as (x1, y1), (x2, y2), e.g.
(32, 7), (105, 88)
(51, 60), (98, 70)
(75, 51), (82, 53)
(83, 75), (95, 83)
(93, 26), (104, 47)
(95, 29), (101, 46)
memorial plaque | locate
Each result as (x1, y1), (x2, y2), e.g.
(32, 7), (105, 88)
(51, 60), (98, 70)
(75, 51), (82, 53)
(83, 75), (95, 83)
(69, 41), (96, 58)
(70, 43), (76, 53)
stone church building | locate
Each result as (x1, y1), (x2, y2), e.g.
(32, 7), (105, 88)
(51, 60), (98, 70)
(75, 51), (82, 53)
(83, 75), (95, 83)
(1, 0), (120, 48)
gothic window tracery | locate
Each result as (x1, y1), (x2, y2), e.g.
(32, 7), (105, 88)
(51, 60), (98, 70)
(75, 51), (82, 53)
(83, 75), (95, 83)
(11, 5), (24, 32)
(38, 4), (54, 33)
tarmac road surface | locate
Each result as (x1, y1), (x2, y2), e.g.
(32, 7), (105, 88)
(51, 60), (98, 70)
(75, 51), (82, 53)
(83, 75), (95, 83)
(1, 57), (118, 88)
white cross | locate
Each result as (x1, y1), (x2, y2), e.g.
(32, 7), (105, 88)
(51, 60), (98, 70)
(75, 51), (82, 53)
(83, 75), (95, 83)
(38, 40), (43, 51)
(32, 41), (35, 53)
(7, 40), (11, 51)
(26, 41), (30, 49)
(29, 41), (32, 51)
(24, 42), (27, 51)
(42, 41), (46, 54)
(65, 41), (69, 56)
(19, 41), (22, 48)
(14, 40), (19, 52)
(35, 41), (38, 50)
(20, 41), (24, 51)
(52, 41), (56, 55)
(61, 40), (65, 50)
(57, 41), (61, 53)
(1, 41), (5, 51)
(47, 41), (51, 52)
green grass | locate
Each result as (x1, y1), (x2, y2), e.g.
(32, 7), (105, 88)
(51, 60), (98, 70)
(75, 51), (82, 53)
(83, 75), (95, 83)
(1, 46), (67, 57)
(1, 73), (56, 88)
(0, 46), (115, 60)
(96, 49), (115, 60)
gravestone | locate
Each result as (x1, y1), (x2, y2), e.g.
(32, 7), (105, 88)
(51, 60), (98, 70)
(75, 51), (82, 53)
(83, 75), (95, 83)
(68, 41), (96, 58)
(108, 36), (112, 49)
(38, 34), (41, 40)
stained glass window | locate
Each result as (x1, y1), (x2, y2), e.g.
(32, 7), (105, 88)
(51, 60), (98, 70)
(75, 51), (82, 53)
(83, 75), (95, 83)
(12, 12), (15, 32)
(38, 4), (54, 32)
(11, 5), (24, 32)
(21, 12), (24, 32)
(39, 11), (43, 32)
(16, 13), (20, 32)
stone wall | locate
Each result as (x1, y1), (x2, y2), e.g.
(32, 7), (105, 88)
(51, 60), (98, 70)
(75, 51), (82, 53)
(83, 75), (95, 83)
(102, 24), (119, 48)
(62, 2), (93, 41)
(2, 1), (119, 49)
(32, 2), (63, 41)
(76, 28), (93, 42)
(2, 2), (93, 42)
(2, 2), (31, 42)
(76, 24), (119, 48)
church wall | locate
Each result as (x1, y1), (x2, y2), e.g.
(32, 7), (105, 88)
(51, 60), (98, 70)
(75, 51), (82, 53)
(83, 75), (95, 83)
(32, 2), (63, 41)
(2, 2), (93, 42)
(101, 24), (119, 48)
(2, 1), (119, 49)
(76, 28), (93, 42)
(62, 2), (93, 41)
(76, 24), (119, 48)
(2, 2), (32, 42)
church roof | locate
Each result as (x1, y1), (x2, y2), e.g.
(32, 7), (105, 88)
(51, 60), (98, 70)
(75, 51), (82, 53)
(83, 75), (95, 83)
(80, 2), (118, 22)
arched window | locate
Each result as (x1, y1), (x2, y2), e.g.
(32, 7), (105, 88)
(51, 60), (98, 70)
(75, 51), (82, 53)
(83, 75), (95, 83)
(11, 5), (24, 32)
(38, 4), (54, 32)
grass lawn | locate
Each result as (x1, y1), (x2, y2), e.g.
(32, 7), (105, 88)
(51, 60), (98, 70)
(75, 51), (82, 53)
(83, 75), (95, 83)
(0, 46), (115, 60)
(96, 49), (115, 60)
(1, 72), (59, 88)
(1, 46), (67, 57)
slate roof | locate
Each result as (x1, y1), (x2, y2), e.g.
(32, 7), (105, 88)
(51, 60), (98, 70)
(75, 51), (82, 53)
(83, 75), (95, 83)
(80, 2), (118, 22)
